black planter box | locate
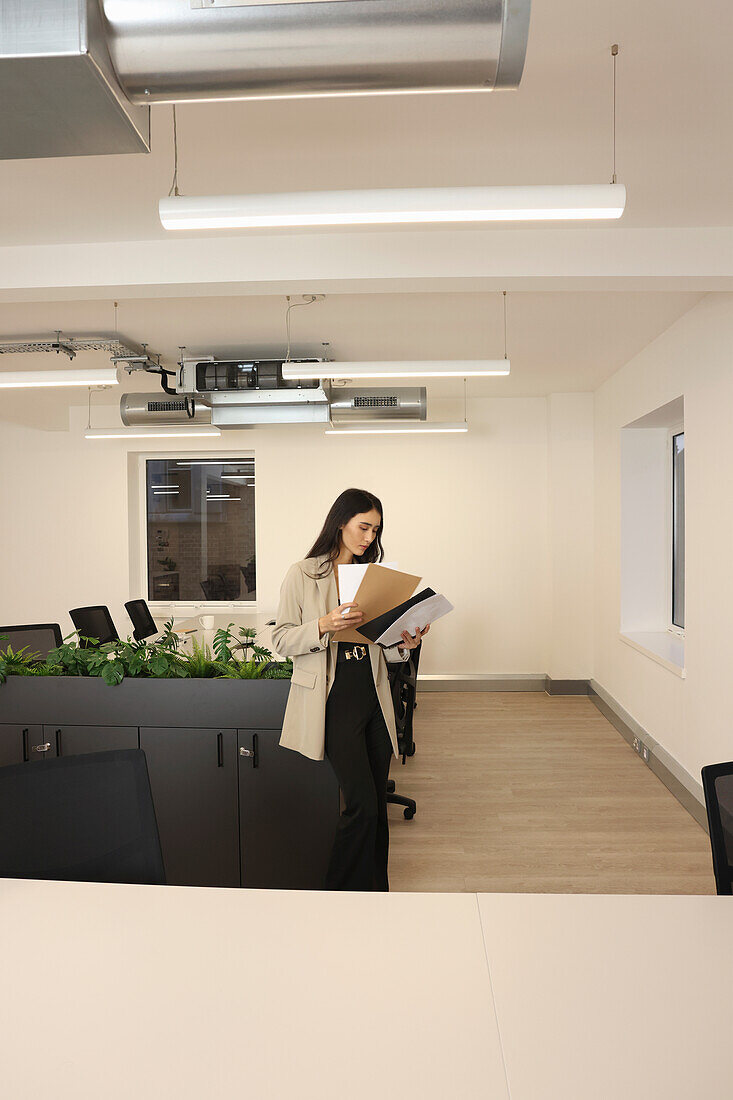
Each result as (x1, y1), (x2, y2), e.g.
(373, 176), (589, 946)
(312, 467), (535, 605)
(0, 674), (290, 728)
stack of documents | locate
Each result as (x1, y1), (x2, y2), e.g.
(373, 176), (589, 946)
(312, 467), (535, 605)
(335, 563), (453, 646)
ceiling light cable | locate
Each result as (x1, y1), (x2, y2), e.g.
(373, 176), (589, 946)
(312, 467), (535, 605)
(611, 44), (619, 185)
(284, 294), (321, 363)
(168, 105), (181, 198)
(503, 290), (508, 360)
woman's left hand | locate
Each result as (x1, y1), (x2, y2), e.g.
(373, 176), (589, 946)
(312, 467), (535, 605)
(399, 623), (430, 652)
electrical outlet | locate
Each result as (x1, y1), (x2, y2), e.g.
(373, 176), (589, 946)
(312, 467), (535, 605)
(632, 736), (650, 763)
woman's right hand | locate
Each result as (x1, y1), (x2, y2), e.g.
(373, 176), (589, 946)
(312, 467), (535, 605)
(319, 602), (364, 635)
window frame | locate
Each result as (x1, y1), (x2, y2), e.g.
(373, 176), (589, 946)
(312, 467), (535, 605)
(137, 451), (258, 614)
(666, 423), (685, 636)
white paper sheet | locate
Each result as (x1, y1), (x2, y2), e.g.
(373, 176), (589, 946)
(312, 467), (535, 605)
(336, 562), (400, 607)
(374, 592), (454, 647)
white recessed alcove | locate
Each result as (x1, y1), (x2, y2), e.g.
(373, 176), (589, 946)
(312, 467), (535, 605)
(620, 396), (685, 675)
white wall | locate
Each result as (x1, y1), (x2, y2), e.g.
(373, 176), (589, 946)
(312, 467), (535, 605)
(0, 390), (595, 678)
(594, 292), (733, 780)
(547, 394), (594, 680)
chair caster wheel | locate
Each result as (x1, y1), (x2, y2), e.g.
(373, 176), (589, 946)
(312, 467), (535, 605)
(404, 807), (415, 820)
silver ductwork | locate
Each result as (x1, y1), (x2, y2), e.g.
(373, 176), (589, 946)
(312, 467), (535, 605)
(329, 387), (427, 422)
(121, 393), (212, 426)
(0, 0), (150, 160)
(103, 0), (530, 103)
(1, 0), (530, 159)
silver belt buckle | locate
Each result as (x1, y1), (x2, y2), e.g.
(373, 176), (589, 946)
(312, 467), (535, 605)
(346, 644), (367, 661)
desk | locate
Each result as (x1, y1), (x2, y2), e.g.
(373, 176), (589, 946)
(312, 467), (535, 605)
(479, 893), (733, 1099)
(1, 882), (730, 1099)
(0, 880), (508, 1100)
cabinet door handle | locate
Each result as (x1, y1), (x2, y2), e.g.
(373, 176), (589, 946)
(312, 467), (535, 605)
(216, 731), (224, 768)
(22, 728), (29, 762)
(34, 742), (52, 753)
(55, 729), (63, 756)
(239, 733), (259, 768)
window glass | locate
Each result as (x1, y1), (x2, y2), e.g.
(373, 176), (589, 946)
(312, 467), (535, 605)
(146, 458), (255, 602)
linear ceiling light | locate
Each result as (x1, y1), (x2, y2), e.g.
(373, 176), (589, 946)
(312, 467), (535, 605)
(282, 360), (510, 380)
(85, 426), (221, 440)
(325, 422), (468, 435)
(0, 368), (119, 389)
(159, 184), (626, 231)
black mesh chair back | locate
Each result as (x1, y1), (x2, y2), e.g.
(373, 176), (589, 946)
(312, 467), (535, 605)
(69, 605), (119, 648)
(0, 623), (62, 659)
(387, 641), (421, 759)
(701, 762), (733, 895)
(125, 598), (158, 642)
(0, 749), (165, 885)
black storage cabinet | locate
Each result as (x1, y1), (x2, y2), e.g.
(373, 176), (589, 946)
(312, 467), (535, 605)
(0, 678), (339, 890)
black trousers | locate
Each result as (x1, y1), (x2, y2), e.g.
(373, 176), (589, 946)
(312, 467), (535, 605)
(323, 650), (393, 891)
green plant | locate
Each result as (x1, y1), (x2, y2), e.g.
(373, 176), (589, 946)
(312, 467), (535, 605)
(173, 636), (224, 679)
(0, 638), (43, 683)
(0, 618), (292, 687)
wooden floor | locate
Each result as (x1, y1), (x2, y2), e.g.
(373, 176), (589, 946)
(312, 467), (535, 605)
(387, 692), (715, 894)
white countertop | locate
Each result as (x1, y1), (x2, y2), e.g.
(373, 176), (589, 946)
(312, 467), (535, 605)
(1, 880), (730, 1099)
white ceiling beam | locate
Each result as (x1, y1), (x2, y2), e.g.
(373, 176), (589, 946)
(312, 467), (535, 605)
(1, 227), (733, 302)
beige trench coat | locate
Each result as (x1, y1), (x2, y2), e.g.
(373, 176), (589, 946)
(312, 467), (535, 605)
(270, 555), (410, 761)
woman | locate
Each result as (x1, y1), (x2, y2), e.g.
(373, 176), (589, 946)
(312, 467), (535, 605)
(271, 487), (429, 892)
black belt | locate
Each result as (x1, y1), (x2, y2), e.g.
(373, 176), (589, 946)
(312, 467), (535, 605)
(336, 644), (369, 665)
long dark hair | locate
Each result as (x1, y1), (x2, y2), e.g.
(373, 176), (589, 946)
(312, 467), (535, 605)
(304, 488), (384, 579)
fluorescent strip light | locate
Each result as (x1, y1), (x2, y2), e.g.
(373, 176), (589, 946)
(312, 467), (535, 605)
(0, 368), (119, 389)
(325, 422), (468, 435)
(160, 87), (490, 106)
(160, 184), (626, 231)
(207, 495), (241, 501)
(85, 426), (222, 439)
(282, 359), (510, 380)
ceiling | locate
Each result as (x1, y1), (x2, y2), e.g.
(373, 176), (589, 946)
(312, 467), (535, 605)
(0, 290), (703, 398)
(0, 0), (725, 406)
(0, 0), (730, 247)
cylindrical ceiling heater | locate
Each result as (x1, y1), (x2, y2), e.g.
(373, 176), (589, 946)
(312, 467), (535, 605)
(120, 393), (212, 426)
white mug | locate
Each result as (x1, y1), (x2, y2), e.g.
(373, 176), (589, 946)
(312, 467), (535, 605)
(199, 614), (215, 630)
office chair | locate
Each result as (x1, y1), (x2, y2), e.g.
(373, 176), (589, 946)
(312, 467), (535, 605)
(125, 598), (159, 641)
(69, 605), (119, 648)
(125, 598), (195, 643)
(200, 575), (227, 600)
(0, 749), (165, 885)
(240, 561), (257, 595)
(385, 642), (422, 820)
(701, 762), (733, 894)
(0, 622), (62, 659)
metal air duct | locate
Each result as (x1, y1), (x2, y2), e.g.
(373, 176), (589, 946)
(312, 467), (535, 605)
(329, 387), (427, 422)
(102, 0), (531, 102)
(121, 393), (212, 426)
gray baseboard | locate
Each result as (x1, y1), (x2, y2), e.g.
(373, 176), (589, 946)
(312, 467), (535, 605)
(416, 674), (589, 695)
(588, 679), (708, 832)
(545, 678), (590, 696)
(416, 673), (547, 692)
